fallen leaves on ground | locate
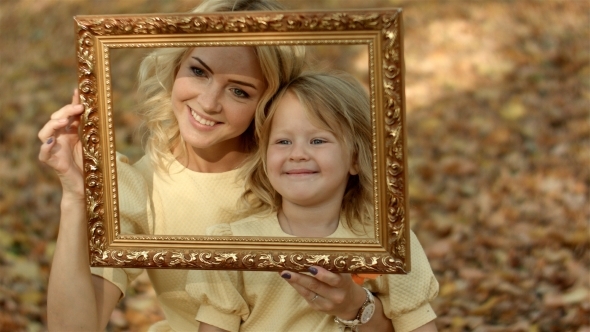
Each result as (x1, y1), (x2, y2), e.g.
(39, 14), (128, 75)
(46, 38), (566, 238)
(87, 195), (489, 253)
(0, 0), (588, 331)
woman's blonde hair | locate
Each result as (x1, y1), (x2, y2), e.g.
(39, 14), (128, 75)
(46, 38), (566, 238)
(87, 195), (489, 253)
(136, 0), (304, 170)
(241, 72), (374, 232)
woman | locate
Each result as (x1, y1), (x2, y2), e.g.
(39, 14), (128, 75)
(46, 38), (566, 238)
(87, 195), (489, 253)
(38, 1), (304, 331)
(38, 1), (437, 331)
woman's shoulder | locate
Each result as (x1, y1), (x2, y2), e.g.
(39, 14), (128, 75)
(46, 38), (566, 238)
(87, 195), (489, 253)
(116, 152), (152, 174)
(115, 152), (149, 183)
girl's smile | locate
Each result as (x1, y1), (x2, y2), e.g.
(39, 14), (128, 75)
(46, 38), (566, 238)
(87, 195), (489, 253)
(284, 168), (317, 175)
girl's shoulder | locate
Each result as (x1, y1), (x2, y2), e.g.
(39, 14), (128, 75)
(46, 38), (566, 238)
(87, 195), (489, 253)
(206, 213), (282, 237)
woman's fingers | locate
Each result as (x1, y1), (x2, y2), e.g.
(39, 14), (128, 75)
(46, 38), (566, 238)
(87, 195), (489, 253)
(280, 267), (366, 318)
(38, 118), (69, 143)
(49, 103), (84, 121)
(41, 90), (84, 140)
(38, 135), (56, 162)
(280, 271), (323, 303)
(37, 90), (87, 198)
(39, 104), (84, 142)
(280, 266), (346, 300)
(307, 266), (347, 288)
(71, 88), (81, 105)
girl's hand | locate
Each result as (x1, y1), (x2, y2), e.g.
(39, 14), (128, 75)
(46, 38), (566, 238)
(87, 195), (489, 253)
(38, 89), (85, 199)
(280, 266), (368, 320)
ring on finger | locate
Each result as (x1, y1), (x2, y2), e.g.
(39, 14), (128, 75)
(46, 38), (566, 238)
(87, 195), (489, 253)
(311, 293), (319, 302)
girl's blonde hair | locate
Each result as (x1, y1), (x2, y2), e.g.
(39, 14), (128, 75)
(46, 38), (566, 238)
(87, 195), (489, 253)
(241, 72), (374, 232)
(136, 0), (304, 170)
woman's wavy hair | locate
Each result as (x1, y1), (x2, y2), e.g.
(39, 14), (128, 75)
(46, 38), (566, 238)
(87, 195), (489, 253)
(240, 72), (374, 232)
(136, 0), (304, 171)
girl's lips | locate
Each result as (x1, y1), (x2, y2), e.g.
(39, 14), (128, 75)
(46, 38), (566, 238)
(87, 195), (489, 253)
(285, 169), (317, 175)
(189, 107), (218, 127)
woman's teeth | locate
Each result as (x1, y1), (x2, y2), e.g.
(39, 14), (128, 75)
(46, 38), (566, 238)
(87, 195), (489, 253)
(191, 110), (216, 127)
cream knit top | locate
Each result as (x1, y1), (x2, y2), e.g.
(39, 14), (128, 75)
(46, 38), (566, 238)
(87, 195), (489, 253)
(91, 153), (245, 331)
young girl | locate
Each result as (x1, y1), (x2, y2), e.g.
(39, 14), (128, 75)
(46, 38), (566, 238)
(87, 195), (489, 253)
(185, 73), (439, 332)
(37, 1), (305, 331)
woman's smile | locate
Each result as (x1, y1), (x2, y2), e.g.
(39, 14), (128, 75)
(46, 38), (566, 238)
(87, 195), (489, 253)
(189, 106), (218, 127)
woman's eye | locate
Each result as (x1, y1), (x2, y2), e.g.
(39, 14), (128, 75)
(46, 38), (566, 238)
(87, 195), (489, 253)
(190, 66), (206, 77)
(311, 138), (326, 145)
(231, 88), (250, 99)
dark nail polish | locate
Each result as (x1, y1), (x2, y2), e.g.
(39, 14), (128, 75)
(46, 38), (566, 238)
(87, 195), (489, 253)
(46, 137), (54, 144)
(281, 272), (291, 279)
(308, 267), (318, 275)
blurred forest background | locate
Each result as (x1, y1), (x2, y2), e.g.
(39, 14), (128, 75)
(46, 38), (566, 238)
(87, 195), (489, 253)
(0, 0), (588, 331)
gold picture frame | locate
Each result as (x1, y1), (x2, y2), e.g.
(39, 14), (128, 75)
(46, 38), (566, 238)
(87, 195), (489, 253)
(76, 8), (410, 273)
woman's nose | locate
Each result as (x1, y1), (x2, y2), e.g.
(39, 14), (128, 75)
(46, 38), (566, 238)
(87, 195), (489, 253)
(197, 84), (222, 113)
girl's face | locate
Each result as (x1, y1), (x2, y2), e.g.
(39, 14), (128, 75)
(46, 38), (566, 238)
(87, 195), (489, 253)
(266, 91), (359, 209)
(172, 47), (266, 156)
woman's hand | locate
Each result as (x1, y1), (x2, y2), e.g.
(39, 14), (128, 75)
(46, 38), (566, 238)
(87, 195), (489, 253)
(280, 266), (394, 331)
(279, 266), (368, 320)
(38, 89), (85, 199)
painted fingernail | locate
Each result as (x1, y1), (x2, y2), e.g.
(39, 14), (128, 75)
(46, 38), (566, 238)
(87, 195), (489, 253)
(46, 137), (54, 144)
(281, 272), (291, 279)
(308, 267), (318, 275)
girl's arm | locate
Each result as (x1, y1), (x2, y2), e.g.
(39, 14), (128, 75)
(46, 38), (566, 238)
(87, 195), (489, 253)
(39, 90), (122, 330)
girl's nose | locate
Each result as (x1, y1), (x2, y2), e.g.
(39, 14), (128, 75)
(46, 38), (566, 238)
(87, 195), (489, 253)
(197, 84), (222, 113)
(289, 142), (309, 161)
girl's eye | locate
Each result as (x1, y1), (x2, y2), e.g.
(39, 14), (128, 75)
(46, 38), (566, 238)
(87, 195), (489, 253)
(311, 138), (326, 145)
(276, 139), (291, 145)
(190, 66), (206, 77)
(231, 88), (250, 99)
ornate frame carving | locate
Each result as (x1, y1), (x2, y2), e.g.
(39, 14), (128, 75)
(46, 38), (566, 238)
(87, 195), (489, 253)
(75, 9), (409, 273)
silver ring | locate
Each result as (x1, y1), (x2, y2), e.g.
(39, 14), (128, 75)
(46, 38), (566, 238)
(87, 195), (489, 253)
(311, 293), (319, 302)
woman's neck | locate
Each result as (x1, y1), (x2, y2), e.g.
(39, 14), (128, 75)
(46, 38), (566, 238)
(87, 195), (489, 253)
(172, 143), (249, 173)
(278, 203), (341, 237)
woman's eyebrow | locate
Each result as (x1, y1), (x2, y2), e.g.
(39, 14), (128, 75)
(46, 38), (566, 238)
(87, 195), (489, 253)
(192, 57), (213, 74)
(228, 79), (257, 90)
(192, 56), (257, 90)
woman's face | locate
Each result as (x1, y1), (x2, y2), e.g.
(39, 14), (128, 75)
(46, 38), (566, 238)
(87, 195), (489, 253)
(172, 46), (266, 156)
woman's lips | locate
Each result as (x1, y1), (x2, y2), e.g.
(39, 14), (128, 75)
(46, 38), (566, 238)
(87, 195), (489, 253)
(190, 107), (217, 127)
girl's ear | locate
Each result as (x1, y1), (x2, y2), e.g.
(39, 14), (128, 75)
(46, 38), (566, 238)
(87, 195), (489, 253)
(349, 153), (360, 176)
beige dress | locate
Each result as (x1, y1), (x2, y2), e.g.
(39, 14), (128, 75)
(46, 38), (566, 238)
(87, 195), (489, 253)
(185, 213), (439, 332)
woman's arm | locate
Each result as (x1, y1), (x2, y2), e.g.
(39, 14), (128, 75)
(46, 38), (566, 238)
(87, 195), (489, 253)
(47, 198), (121, 330)
(199, 322), (230, 332)
(411, 321), (438, 332)
(40, 90), (122, 331)
(360, 290), (395, 332)
(280, 267), (393, 332)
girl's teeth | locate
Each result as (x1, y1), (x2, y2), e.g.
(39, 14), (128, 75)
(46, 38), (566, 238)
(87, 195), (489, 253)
(191, 110), (215, 127)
